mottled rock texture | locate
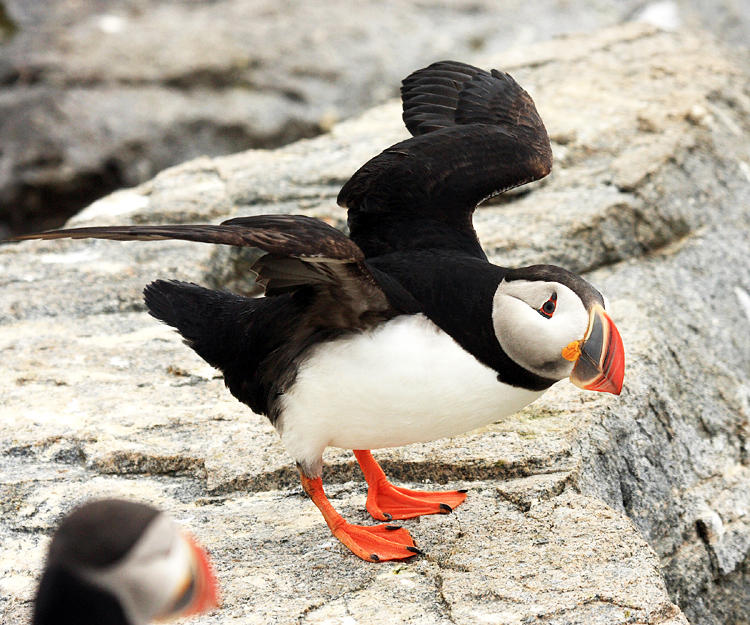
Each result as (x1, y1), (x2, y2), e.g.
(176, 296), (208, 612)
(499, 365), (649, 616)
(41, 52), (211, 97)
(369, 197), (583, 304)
(2, 0), (749, 237)
(2, 23), (749, 625)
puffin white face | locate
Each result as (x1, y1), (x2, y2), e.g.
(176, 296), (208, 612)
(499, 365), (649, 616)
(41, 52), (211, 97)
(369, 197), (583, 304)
(492, 279), (590, 381)
(82, 514), (219, 624)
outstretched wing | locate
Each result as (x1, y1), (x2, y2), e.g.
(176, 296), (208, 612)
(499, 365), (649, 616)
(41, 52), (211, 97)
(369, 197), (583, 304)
(12, 214), (362, 262)
(11, 215), (392, 319)
(338, 60), (552, 259)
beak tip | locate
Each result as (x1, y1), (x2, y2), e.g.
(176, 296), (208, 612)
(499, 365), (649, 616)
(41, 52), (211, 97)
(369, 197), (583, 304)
(569, 305), (625, 396)
(184, 533), (221, 616)
(580, 375), (623, 395)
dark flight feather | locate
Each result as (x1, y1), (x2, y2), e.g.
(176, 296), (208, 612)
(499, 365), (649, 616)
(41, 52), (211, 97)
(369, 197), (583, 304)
(13, 214), (363, 262)
(339, 60), (552, 258)
(10, 214), (378, 302)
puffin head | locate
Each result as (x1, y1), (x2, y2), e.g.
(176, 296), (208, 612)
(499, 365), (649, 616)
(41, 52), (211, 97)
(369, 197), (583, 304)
(492, 265), (624, 394)
(33, 499), (220, 625)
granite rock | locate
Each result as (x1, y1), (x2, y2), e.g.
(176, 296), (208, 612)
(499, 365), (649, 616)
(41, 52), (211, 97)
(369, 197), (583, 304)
(3, 0), (750, 237)
(2, 23), (749, 625)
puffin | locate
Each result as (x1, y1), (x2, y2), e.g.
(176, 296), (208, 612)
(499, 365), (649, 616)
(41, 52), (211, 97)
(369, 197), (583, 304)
(32, 499), (219, 625)
(11, 61), (625, 563)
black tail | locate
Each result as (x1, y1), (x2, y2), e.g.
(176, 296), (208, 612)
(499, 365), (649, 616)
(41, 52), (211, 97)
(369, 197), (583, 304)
(143, 280), (259, 373)
(143, 280), (304, 418)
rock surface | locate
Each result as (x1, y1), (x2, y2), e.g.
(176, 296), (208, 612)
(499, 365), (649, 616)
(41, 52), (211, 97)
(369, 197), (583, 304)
(2, 0), (750, 237)
(2, 23), (749, 625)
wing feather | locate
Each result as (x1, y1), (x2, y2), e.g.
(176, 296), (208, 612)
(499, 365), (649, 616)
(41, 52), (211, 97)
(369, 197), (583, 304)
(339, 60), (552, 258)
(12, 215), (363, 263)
(10, 215), (392, 322)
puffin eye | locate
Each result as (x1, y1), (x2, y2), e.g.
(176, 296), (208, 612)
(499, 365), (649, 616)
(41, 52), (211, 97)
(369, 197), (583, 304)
(538, 293), (557, 318)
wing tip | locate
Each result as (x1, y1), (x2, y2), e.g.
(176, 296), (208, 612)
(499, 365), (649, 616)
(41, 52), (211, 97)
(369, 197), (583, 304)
(400, 60), (548, 141)
(5, 230), (70, 242)
(536, 146), (553, 179)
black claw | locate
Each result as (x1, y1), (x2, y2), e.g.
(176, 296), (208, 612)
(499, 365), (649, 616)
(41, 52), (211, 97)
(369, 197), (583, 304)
(385, 524), (401, 531)
(406, 546), (423, 555)
(457, 489), (468, 493)
(383, 512), (393, 521)
(370, 553), (380, 562)
(439, 503), (453, 513)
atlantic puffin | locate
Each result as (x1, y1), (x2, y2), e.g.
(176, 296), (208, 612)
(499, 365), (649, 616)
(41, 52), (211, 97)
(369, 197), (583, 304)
(12, 61), (625, 563)
(32, 499), (219, 625)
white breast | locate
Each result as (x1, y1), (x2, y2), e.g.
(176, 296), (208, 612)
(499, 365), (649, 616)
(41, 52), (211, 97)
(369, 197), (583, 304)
(278, 314), (544, 475)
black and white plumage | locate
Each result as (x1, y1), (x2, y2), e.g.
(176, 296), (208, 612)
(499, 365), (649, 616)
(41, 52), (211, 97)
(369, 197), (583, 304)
(32, 499), (219, 625)
(12, 61), (624, 563)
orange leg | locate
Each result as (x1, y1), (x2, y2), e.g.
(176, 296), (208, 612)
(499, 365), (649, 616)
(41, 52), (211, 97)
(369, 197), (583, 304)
(354, 450), (467, 521)
(299, 472), (420, 562)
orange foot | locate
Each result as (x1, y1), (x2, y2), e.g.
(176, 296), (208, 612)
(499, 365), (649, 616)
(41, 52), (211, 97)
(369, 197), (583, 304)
(300, 473), (420, 563)
(365, 482), (468, 521)
(354, 450), (468, 521)
(332, 522), (420, 562)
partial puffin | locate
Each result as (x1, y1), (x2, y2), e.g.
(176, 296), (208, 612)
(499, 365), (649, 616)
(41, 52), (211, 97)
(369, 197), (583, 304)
(12, 61), (625, 563)
(32, 499), (219, 625)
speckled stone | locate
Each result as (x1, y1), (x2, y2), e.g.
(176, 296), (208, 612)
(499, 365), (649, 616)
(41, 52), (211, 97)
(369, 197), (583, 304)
(2, 24), (749, 625)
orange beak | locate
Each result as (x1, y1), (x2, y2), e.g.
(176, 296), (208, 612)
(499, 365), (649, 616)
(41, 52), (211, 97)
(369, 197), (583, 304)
(173, 533), (221, 619)
(568, 305), (625, 395)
